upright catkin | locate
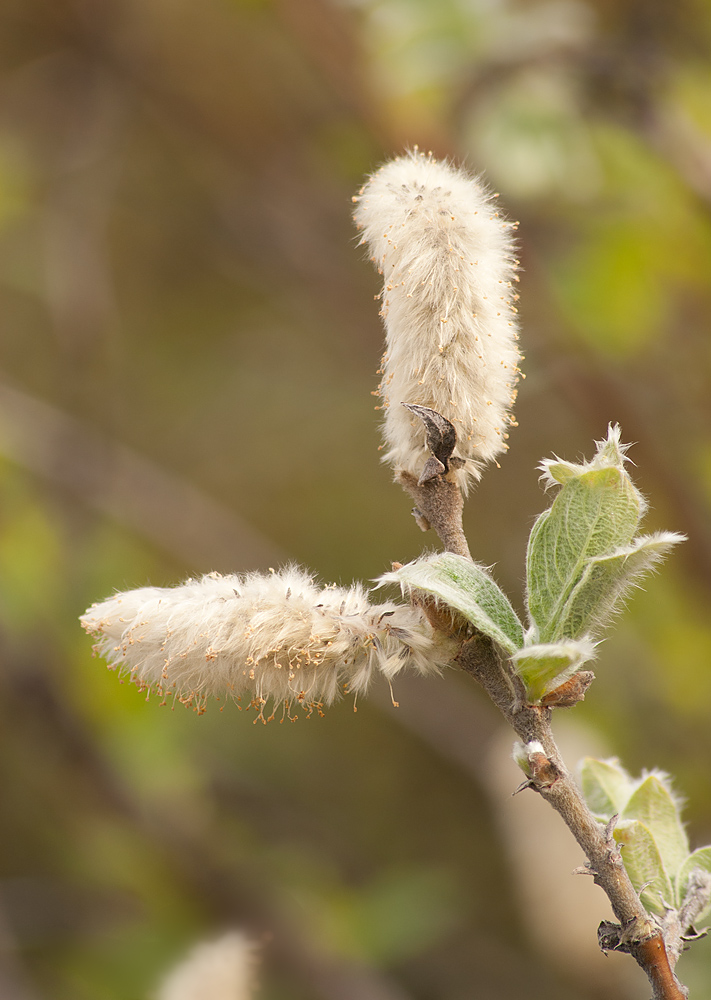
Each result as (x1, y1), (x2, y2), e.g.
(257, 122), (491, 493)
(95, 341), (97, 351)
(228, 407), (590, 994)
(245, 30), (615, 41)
(353, 149), (521, 492)
(81, 566), (456, 718)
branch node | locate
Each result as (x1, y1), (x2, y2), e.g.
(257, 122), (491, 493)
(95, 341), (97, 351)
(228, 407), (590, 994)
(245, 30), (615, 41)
(396, 405), (471, 558)
(527, 749), (561, 789)
(411, 507), (431, 532)
(573, 864), (596, 877)
(604, 813), (620, 844)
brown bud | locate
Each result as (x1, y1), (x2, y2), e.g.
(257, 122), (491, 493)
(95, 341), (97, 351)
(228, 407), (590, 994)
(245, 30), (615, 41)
(527, 751), (561, 788)
(541, 671), (595, 708)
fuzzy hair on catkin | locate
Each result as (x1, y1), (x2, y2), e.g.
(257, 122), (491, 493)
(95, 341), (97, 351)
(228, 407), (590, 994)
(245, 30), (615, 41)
(81, 567), (455, 718)
(353, 149), (522, 493)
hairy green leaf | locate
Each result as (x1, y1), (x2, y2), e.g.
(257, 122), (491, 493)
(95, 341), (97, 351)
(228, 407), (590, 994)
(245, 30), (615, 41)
(580, 757), (635, 819)
(622, 774), (689, 879)
(379, 553), (524, 654)
(527, 466), (642, 642)
(549, 532), (685, 641)
(614, 819), (674, 916)
(527, 427), (652, 643)
(512, 640), (594, 703)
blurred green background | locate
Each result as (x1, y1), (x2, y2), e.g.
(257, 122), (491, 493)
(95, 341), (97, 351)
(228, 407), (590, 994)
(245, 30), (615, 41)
(1, 0), (711, 997)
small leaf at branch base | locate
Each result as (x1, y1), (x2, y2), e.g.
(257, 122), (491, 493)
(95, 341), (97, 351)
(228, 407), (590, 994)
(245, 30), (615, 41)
(378, 553), (524, 654)
(511, 639), (595, 704)
(582, 759), (711, 927)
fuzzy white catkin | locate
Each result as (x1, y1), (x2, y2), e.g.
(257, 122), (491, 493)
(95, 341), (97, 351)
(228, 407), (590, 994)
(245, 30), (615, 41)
(81, 566), (455, 718)
(156, 932), (255, 1000)
(353, 149), (522, 492)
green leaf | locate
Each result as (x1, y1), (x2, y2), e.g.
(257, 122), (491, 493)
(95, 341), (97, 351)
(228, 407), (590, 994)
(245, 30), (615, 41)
(540, 424), (631, 487)
(580, 757), (635, 819)
(379, 553), (524, 654)
(511, 639), (594, 703)
(527, 428), (644, 642)
(621, 775), (689, 879)
(676, 847), (711, 917)
(614, 819), (674, 916)
(550, 533), (685, 641)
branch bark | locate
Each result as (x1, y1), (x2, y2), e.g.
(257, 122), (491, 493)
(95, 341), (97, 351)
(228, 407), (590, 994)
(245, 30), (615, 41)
(456, 635), (687, 1000)
(397, 469), (471, 560)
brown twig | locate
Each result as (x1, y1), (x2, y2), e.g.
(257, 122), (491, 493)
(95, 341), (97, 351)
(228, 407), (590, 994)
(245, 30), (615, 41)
(397, 469), (471, 560)
(456, 635), (687, 1000)
(396, 410), (688, 999)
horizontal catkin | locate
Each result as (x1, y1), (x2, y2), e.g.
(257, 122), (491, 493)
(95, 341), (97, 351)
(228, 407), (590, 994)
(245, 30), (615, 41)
(81, 566), (457, 718)
(353, 149), (522, 492)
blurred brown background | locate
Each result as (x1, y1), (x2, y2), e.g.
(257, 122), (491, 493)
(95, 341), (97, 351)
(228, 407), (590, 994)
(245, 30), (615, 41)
(1, 0), (711, 997)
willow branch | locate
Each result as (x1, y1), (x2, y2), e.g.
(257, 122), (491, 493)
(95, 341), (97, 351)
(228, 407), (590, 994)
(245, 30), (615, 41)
(394, 409), (687, 998)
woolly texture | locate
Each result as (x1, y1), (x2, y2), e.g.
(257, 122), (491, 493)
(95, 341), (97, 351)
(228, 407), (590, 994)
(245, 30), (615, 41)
(353, 149), (521, 492)
(81, 567), (455, 718)
(538, 423), (638, 494)
(156, 932), (256, 1000)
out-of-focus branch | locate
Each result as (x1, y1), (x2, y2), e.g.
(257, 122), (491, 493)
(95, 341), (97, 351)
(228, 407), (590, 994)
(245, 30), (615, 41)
(0, 903), (43, 1000)
(0, 380), (285, 572)
(451, 23), (711, 216)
